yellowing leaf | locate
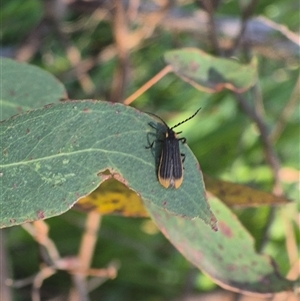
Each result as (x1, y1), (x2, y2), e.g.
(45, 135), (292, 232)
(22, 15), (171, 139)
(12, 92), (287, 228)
(76, 179), (148, 217)
(204, 174), (290, 207)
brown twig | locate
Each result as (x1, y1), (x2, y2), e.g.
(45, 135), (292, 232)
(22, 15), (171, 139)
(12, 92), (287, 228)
(68, 212), (101, 301)
(0, 231), (13, 301)
(258, 15), (300, 46)
(234, 92), (283, 252)
(282, 207), (299, 267)
(271, 259), (300, 301)
(234, 93), (281, 189)
(31, 266), (56, 301)
(21, 221), (61, 301)
(20, 214), (115, 300)
(23, 221), (61, 262)
(199, 0), (220, 55)
(69, 274), (90, 301)
(109, 0), (130, 102)
(47, 1), (97, 95)
(14, 19), (49, 62)
(270, 77), (300, 142)
(123, 65), (173, 105)
(230, 0), (259, 56)
(78, 212), (101, 275)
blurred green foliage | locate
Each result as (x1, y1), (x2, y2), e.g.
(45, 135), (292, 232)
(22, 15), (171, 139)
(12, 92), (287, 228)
(1, 0), (299, 300)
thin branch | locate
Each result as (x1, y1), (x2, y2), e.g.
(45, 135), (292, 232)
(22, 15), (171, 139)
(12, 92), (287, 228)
(31, 266), (56, 301)
(258, 15), (300, 46)
(0, 231), (13, 301)
(258, 207), (277, 252)
(199, 0), (220, 54)
(69, 274), (90, 301)
(23, 221), (61, 262)
(78, 212), (101, 274)
(72, 261), (119, 293)
(234, 92), (283, 252)
(68, 212), (101, 301)
(271, 259), (300, 301)
(230, 0), (259, 56)
(109, 0), (130, 102)
(281, 207), (299, 267)
(270, 77), (300, 142)
(234, 93), (281, 186)
(123, 65), (173, 105)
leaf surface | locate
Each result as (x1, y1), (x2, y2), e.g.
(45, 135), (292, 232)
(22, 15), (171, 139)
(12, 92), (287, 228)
(0, 100), (216, 229)
(0, 58), (67, 121)
(164, 48), (257, 93)
(146, 196), (296, 296)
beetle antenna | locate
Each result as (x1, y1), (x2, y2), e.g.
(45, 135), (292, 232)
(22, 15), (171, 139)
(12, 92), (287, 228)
(146, 112), (168, 127)
(171, 108), (201, 130)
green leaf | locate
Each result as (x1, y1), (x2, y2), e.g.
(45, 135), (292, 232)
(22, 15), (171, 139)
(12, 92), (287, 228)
(0, 58), (67, 121)
(164, 48), (257, 93)
(146, 196), (296, 296)
(0, 100), (217, 229)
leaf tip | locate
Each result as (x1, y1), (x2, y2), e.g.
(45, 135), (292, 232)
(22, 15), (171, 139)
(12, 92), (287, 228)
(210, 215), (218, 232)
